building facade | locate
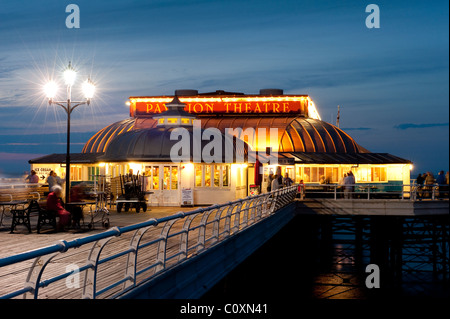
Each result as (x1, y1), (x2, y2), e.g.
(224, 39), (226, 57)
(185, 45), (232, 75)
(29, 89), (411, 206)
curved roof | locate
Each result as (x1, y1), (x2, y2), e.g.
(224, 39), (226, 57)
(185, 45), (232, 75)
(83, 116), (368, 155)
(82, 118), (136, 153)
(99, 126), (249, 163)
(198, 117), (368, 153)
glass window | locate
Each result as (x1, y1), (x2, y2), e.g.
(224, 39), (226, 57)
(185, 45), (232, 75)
(167, 118), (178, 124)
(195, 165), (203, 187)
(152, 166), (159, 190)
(332, 167), (339, 183)
(163, 166), (170, 190)
(214, 165), (220, 187)
(222, 165), (229, 187)
(171, 166), (178, 190)
(303, 167), (310, 182)
(311, 167), (318, 183)
(205, 165), (211, 187)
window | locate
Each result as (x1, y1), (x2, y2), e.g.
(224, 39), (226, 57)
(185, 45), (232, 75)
(70, 166), (82, 181)
(311, 167), (318, 182)
(194, 164), (230, 188)
(222, 165), (229, 187)
(171, 166), (178, 190)
(152, 166), (159, 190)
(371, 167), (387, 182)
(195, 165), (203, 187)
(181, 118), (191, 124)
(87, 166), (99, 181)
(303, 167), (310, 182)
(167, 118), (178, 124)
(205, 165), (211, 187)
(214, 165), (220, 187)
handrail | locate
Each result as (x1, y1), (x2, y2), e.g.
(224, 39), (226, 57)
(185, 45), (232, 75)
(301, 183), (448, 201)
(0, 185), (298, 299)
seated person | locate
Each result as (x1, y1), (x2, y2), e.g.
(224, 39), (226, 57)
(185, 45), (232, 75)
(46, 185), (71, 231)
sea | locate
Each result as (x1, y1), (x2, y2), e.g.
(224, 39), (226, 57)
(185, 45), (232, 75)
(202, 213), (449, 303)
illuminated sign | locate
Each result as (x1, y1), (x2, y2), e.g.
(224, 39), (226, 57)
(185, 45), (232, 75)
(128, 96), (312, 118)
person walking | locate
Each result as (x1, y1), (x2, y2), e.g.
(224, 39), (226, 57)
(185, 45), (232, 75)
(344, 171), (355, 199)
(271, 174), (281, 191)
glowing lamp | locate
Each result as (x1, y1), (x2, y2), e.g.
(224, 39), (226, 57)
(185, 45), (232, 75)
(82, 78), (96, 100)
(63, 62), (77, 86)
(44, 81), (58, 99)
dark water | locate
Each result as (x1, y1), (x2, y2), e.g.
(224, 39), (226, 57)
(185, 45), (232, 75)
(202, 214), (449, 302)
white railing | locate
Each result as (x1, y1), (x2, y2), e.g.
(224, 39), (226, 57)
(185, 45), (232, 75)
(302, 183), (449, 201)
(0, 185), (297, 299)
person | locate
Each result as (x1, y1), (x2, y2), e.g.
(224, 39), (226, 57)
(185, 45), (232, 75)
(436, 171), (445, 185)
(338, 173), (347, 198)
(424, 171), (435, 198)
(436, 171), (446, 199)
(46, 185), (71, 231)
(267, 171), (274, 192)
(283, 173), (293, 187)
(298, 179), (305, 200)
(25, 170), (39, 183)
(46, 171), (57, 190)
(271, 174), (281, 191)
(415, 173), (425, 199)
(344, 171), (355, 199)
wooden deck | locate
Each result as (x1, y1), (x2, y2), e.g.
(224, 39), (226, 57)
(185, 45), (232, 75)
(0, 205), (206, 299)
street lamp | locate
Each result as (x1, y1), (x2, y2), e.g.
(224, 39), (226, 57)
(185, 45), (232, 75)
(44, 61), (95, 202)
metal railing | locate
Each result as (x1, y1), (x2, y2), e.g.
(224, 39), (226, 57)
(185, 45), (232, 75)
(0, 185), (297, 299)
(302, 183), (449, 201)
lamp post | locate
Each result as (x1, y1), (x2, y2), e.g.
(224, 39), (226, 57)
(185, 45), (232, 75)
(44, 61), (95, 203)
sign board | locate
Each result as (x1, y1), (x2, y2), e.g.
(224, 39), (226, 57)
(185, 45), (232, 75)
(129, 96), (310, 118)
(181, 188), (194, 206)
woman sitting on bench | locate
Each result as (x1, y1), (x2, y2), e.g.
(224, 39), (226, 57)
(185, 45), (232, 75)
(46, 185), (71, 231)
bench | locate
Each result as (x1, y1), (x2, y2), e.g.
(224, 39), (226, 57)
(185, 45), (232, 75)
(9, 199), (57, 233)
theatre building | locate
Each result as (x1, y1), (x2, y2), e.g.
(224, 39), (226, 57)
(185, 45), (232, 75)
(29, 89), (412, 206)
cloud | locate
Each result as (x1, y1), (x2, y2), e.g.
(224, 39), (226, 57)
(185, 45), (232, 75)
(340, 127), (372, 131)
(394, 123), (449, 130)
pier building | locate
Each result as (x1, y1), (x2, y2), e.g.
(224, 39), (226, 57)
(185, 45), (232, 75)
(29, 89), (411, 206)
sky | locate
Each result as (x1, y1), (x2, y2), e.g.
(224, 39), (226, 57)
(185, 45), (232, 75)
(0, 0), (448, 178)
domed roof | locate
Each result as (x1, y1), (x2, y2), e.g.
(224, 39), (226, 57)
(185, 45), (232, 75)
(198, 117), (368, 154)
(82, 118), (137, 153)
(83, 116), (367, 155)
(100, 126), (249, 163)
(279, 118), (365, 153)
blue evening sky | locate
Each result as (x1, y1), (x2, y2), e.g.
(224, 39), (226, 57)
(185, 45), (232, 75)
(0, 0), (448, 177)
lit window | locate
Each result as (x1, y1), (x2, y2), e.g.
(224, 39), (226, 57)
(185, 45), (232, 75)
(167, 118), (179, 124)
(181, 118), (191, 124)
(195, 165), (202, 187)
(205, 165), (211, 187)
(158, 118), (164, 124)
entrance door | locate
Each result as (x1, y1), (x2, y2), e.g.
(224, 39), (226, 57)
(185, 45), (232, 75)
(144, 164), (180, 206)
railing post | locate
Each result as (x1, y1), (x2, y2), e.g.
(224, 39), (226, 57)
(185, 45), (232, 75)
(178, 213), (198, 262)
(82, 236), (116, 299)
(155, 219), (178, 272)
(23, 253), (59, 299)
(123, 224), (155, 290)
(334, 185), (337, 200)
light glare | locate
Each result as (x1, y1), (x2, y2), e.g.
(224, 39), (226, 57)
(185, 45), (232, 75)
(44, 81), (58, 99)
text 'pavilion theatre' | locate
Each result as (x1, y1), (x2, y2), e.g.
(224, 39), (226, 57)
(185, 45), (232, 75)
(29, 89), (412, 206)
